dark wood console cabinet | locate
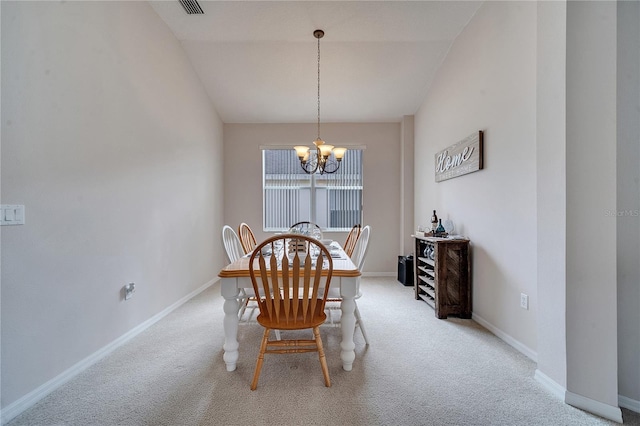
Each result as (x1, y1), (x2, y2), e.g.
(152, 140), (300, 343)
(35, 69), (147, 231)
(413, 235), (471, 319)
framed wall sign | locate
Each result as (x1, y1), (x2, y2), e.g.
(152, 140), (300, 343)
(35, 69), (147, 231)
(435, 131), (484, 182)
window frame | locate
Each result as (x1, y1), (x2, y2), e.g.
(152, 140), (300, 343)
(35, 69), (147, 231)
(261, 146), (364, 233)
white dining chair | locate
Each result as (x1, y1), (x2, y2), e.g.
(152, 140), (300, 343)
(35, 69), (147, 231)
(326, 225), (371, 345)
(351, 225), (371, 272)
(222, 225), (281, 339)
(222, 225), (252, 319)
(350, 225), (370, 344)
(222, 225), (244, 263)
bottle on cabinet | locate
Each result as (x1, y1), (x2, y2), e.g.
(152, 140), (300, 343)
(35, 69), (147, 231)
(430, 210), (438, 232)
(435, 219), (446, 236)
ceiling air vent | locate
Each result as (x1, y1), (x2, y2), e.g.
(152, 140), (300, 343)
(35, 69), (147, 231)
(179, 0), (204, 15)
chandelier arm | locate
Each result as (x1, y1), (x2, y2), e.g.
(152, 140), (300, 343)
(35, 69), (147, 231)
(300, 148), (320, 174)
(300, 162), (319, 174)
(319, 158), (340, 174)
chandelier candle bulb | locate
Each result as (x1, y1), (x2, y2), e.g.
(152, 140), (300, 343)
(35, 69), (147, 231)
(294, 146), (310, 159)
(332, 147), (347, 161)
(319, 144), (334, 157)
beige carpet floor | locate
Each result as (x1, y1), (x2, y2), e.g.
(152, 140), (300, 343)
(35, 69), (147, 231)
(6, 277), (639, 426)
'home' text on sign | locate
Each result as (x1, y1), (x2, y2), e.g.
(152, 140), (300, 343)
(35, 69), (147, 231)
(435, 131), (484, 182)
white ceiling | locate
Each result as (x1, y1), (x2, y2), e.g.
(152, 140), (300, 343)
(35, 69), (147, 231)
(149, 1), (482, 123)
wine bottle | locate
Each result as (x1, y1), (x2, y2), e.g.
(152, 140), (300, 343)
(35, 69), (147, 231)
(431, 210), (438, 232)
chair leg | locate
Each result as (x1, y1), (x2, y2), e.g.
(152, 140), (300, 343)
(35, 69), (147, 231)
(251, 328), (270, 390)
(313, 326), (331, 387)
(354, 302), (370, 345)
(237, 296), (249, 319)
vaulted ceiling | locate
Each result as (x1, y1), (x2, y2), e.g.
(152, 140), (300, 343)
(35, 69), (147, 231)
(149, 1), (482, 123)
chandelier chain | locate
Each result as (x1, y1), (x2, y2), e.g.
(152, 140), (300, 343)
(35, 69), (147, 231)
(317, 34), (321, 140)
(293, 29), (345, 175)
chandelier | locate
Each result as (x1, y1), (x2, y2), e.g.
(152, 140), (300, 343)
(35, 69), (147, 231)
(294, 29), (347, 175)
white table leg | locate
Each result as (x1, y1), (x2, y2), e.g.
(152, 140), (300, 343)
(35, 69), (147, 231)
(340, 276), (357, 371)
(221, 278), (240, 372)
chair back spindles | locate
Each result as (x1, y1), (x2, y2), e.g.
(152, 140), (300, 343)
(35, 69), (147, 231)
(351, 225), (371, 270)
(343, 224), (362, 257)
(251, 236), (331, 327)
(222, 225), (244, 263)
(238, 222), (257, 254)
(288, 221), (323, 240)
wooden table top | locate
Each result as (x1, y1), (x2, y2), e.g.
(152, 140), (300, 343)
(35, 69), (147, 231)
(219, 244), (361, 278)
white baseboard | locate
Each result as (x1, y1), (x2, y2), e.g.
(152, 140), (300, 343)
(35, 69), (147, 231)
(361, 272), (395, 277)
(452, 314), (633, 423)
(566, 391), (623, 423)
(471, 312), (538, 362)
(0, 279), (216, 426)
(534, 369), (566, 400)
(533, 375), (640, 420)
(619, 394), (640, 414)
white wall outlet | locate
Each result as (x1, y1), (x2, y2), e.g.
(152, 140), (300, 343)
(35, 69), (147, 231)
(124, 283), (136, 300)
(520, 293), (529, 310)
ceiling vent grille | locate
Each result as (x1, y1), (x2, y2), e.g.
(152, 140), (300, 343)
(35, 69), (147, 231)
(179, 0), (204, 15)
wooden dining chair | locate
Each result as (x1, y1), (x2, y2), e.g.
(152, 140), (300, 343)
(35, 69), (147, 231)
(343, 224), (361, 257)
(288, 221), (323, 240)
(238, 222), (257, 254)
(327, 225), (371, 345)
(248, 234), (333, 390)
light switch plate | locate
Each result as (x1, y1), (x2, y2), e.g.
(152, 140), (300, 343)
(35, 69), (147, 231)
(1, 205), (25, 225)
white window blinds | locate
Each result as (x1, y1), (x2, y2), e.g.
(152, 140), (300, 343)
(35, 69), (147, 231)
(262, 149), (363, 231)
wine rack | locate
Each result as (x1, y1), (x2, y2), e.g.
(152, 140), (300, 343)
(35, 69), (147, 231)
(414, 235), (471, 319)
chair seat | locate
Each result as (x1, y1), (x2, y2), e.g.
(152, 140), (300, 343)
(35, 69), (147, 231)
(256, 301), (327, 330)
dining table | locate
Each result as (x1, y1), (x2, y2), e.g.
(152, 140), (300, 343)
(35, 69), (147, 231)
(218, 241), (361, 372)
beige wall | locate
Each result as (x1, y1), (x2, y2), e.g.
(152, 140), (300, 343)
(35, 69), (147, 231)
(223, 122), (402, 274)
(414, 1), (538, 355)
(1, 1), (225, 410)
(415, 1), (636, 419)
(616, 0), (640, 406)
(535, 0), (568, 392)
(565, 0), (618, 412)
(3, 0), (637, 421)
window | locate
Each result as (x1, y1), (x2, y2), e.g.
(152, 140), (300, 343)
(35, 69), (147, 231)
(262, 148), (363, 232)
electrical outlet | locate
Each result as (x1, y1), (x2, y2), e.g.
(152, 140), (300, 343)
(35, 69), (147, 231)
(520, 293), (529, 310)
(124, 283), (136, 300)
